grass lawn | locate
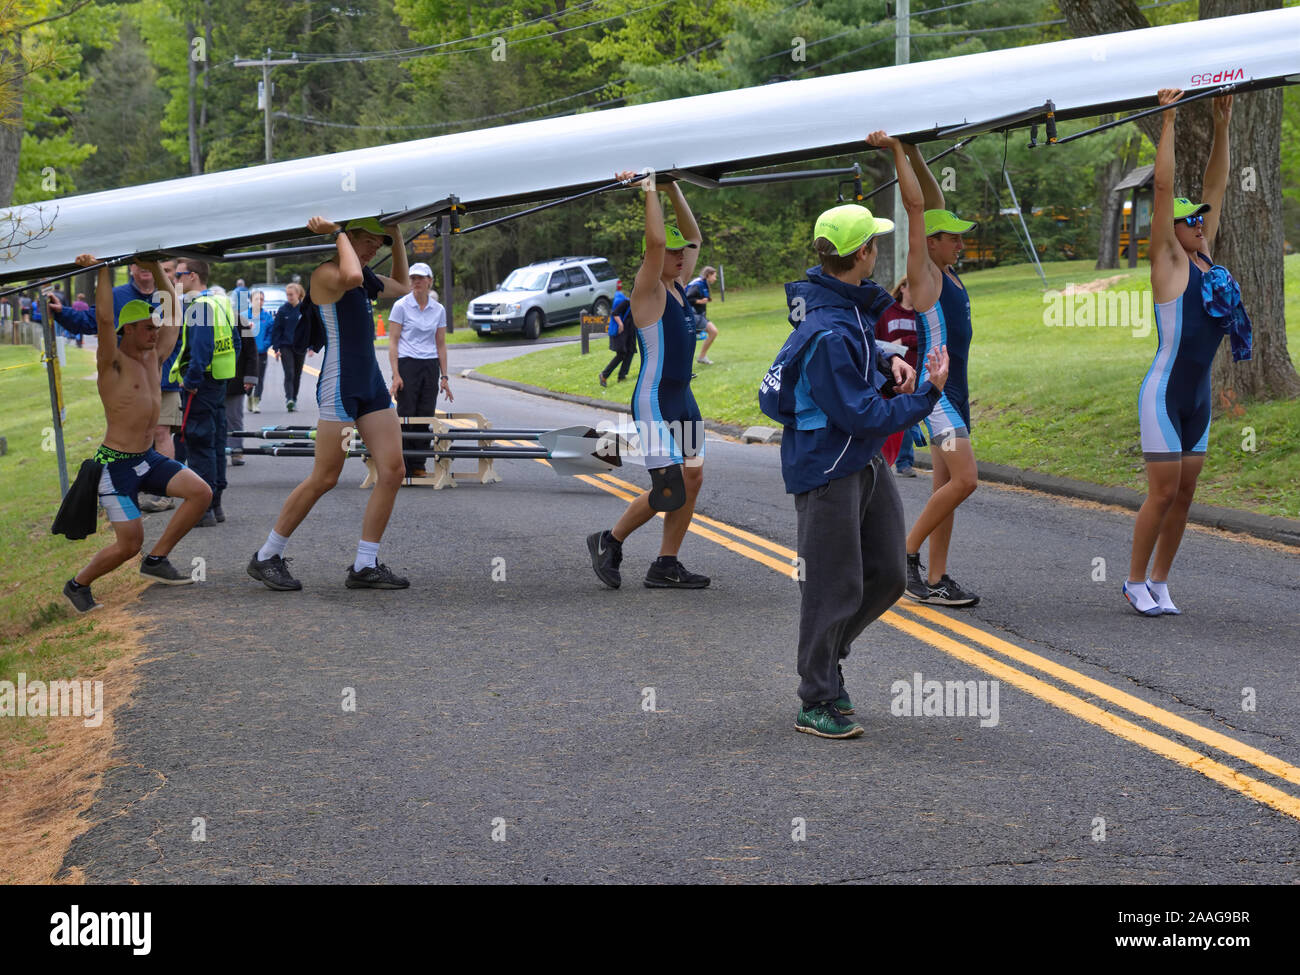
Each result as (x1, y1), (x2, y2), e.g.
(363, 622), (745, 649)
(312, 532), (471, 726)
(480, 256), (1300, 519)
(0, 342), (152, 880)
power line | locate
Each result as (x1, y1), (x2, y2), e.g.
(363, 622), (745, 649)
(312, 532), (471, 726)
(266, 0), (603, 62)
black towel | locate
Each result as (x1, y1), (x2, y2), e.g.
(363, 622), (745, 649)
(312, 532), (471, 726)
(51, 458), (103, 540)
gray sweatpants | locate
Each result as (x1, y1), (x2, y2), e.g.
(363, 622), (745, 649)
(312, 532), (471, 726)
(794, 454), (907, 705)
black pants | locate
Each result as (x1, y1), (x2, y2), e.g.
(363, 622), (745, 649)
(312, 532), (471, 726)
(183, 379), (228, 507)
(602, 345), (636, 382)
(253, 352), (268, 398)
(794, 456), (906, 705)
(396, 356), (440, 475)
(280, 348), (305, 404)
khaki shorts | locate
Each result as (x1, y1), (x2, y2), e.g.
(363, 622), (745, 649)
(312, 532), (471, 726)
(158, 390), (183, 428)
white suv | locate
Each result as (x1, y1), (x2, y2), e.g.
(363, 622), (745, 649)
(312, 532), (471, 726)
(468, 256), (619, 340)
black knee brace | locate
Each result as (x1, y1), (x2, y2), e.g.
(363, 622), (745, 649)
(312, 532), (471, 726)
(648, 463), (686, 512)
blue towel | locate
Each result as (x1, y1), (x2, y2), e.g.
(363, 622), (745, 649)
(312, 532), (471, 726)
(1200, 264), (1252, 362)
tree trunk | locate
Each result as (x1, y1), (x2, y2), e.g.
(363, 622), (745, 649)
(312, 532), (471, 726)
(1059, 0), (1298, 401)
(0, 33), (23, 207)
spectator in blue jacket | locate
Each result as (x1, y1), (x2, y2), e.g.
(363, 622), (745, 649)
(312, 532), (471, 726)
(597, 284), (634, 387)
(764, 154), (949, 741)
(270, 282), (310, 410)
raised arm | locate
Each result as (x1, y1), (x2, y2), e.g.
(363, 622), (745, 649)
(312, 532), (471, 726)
(870, 132), (943, 310)
(1149, 88), (1184, 301)
(78, 255), (116, 373)
(376, 222), (411, 300)
(306, 216), (361, 305)
(664, 181), (701, 284)
(1200, 94), (1232, 255)
(624, 170), (666, 328)
(139, 259), (180, 362)
(902, 143), (944, 211)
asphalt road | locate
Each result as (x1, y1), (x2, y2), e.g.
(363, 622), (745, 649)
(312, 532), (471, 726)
(62, 340), (1300, 883)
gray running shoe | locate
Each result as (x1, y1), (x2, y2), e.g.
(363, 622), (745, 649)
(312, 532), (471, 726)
(63, 579), (102, 614)
(346, 562), (410, 590)
(139, 495), (174, 513)
(926, 574), (980, 607)
(247, 553), (302, 591)
(140, 556), (194, 586)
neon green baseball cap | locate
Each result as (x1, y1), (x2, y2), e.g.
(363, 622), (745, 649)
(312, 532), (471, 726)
(1172, 198), (1211, 220)
(924, 209), (978, 236)
(813, 204), (894, 256)
(641, 226), (698, 255)
(343, 217), (394, 245)
(116, 299), (155, 331)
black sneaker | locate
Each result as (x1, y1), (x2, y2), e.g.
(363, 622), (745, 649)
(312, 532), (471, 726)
(212, 504), (225, 523)
(795, 701), (864, 739)
(247, 552), (302, 591)
(586, 530), (622, 589)
(140, 555), (194, 586)
(926, 574), (980, 607)
(904, 553), (930, 601)
(196, 510), (218, 528)
(644, 557), (710, 589)
(63, 579), (102, 614)
(346, 562), (410, 590)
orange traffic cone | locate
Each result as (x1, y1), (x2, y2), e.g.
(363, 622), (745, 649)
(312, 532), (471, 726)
(376, 313), (386, 337)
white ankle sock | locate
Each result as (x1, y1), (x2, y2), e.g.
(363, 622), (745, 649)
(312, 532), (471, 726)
(1123, 580), (1159, 615)
(257, 530), (288, 562)
(1145, 579), (1180, 615)
(354, 540), (379, 572)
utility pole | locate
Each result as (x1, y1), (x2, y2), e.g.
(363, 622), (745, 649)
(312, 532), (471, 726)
(234, 51), (299, 283)
(892, 0), (909, 288)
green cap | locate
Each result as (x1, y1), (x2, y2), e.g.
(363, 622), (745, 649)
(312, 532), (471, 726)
(813, 204), (894, 256)
(924, 209), (978, 236)
(343, 217), (394, 245)
(116, 299), (155, 332)
(1172, 198), (1211, 220)
(642, 226), (698, 255)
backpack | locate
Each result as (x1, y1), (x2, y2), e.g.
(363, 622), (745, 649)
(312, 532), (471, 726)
(758, 322), (831, 427)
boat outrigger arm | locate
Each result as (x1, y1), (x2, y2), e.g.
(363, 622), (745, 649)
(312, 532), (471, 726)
(2, 7), (1297, 287)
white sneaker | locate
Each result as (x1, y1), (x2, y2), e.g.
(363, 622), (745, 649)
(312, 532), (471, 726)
(697, 356), (714, 365)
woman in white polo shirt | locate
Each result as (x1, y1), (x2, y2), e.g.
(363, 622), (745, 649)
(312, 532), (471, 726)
(388, 262), (452, 478)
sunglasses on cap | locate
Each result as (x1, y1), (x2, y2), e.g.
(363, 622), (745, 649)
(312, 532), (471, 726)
(1180, 215), (1204, 228)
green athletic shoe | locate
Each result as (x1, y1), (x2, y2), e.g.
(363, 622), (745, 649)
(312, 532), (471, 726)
(834, 664), (854, 714)
(795, 702), (864, 739)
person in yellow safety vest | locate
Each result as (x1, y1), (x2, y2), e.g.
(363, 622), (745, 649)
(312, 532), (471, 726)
(173, 258), (236, 526)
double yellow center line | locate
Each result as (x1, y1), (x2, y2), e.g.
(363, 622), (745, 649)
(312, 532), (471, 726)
(564, 464), (1300, 822)
(444, 417), (1300, 819)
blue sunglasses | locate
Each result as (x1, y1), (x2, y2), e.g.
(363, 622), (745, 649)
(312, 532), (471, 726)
(1180, 214), (1204, 228)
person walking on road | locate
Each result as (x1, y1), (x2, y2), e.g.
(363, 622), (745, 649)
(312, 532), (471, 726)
(270, 282), (312, 412)
(1125, 90), (1249, 617)
(761, 131), (949, 740)
(247, 216), (413, 592)
(598, 284), (635, 387)
(387, 261), (451, 479)
(897, 141), (982, 608)
(587, 172), (712, 591)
